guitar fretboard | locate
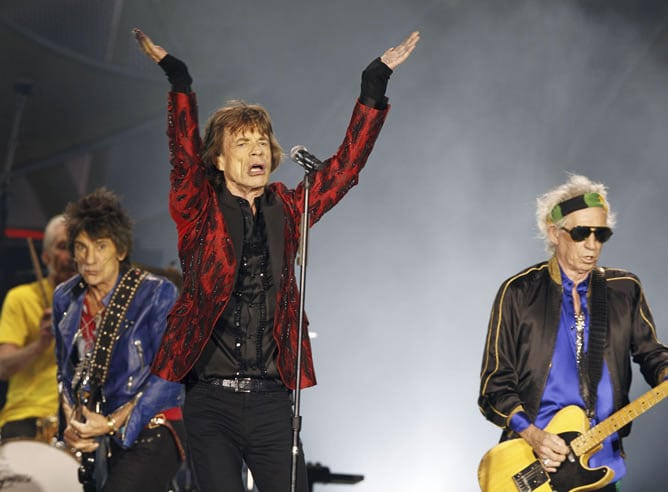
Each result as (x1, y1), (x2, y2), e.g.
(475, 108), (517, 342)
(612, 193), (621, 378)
(571, 379), (668, 456)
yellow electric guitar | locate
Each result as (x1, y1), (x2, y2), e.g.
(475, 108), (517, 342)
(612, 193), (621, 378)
(478, 380), (668, 492)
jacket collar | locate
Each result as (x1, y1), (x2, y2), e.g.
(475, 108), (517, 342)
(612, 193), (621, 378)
(548, 256), (562, 285)
(216, 184), (284, 287)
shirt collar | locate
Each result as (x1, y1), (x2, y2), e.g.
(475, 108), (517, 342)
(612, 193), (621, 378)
(220, 182), (269, 210)
(558, 263), (590, 297)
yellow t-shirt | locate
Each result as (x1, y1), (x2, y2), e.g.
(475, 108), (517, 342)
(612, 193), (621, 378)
(0, 279), (58, 426)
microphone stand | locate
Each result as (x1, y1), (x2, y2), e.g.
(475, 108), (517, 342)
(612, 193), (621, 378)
(290, 167), (314, 492)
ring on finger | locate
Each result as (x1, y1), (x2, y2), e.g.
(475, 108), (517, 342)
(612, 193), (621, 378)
(542, 457), (550, 465)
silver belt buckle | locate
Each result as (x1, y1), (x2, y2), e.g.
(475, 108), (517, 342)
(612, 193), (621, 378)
(225, 378), (242, 392)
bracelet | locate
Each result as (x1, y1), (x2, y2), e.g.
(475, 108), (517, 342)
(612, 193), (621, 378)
(107, 416), (117, 436)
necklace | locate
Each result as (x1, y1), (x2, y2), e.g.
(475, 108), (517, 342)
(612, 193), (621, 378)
(574, 311), (585, 366)
(86, 290), (105, 316)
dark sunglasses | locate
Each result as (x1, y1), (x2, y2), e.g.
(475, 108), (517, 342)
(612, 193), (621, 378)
(560, 226), (613, 243)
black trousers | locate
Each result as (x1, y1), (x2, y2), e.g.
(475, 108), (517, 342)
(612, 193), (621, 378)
(101, 420), (186, 492)
(184, 382), (308, 492)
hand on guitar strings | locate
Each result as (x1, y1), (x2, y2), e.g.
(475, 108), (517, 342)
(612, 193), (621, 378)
(62, 404), (108, 453)
(519, 424), (569, 473)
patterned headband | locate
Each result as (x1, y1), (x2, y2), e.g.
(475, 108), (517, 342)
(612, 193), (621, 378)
(550, 192), (607, 223)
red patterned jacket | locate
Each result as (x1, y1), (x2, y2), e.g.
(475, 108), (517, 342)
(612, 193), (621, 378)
(151, 91), (388, 388)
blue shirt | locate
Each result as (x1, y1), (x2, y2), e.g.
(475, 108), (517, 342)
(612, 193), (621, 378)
(512, 266), (625, 482)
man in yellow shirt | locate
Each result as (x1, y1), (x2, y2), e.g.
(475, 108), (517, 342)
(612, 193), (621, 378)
(0, 215), (76, 440)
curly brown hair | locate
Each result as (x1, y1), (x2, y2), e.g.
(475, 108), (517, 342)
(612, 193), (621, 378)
(64, 187), (133, 268)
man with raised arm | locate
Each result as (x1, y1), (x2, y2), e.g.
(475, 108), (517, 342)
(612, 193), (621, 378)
(135, 28), (419, 492)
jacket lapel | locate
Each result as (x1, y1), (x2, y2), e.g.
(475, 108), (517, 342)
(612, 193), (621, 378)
(216, 188), (244, 263)
(216, 185), (284, 288)
(263, 191), (285, 290)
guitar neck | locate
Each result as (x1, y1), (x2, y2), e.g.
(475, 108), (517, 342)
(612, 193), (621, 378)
(571, 379), (668, 456)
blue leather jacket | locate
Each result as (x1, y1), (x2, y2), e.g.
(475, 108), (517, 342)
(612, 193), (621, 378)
(53, 270), (184, 448)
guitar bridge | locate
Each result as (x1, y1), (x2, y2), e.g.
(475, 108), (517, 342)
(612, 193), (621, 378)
(512, 461), (549, 491)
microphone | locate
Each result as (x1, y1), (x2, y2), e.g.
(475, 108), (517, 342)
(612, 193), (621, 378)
(290, 145), (324, 172)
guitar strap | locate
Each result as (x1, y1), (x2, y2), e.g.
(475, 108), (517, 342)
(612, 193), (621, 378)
(91, 267), (148, 388)
(580, 267), (608, 419)
(78, 267), (148, 404)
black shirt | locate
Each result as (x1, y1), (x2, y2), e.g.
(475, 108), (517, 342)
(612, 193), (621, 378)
(193, 186), (280, 381)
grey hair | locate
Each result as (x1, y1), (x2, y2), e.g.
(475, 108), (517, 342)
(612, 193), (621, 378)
(43, 214), (66, 250)
(536, 174), (616, 254)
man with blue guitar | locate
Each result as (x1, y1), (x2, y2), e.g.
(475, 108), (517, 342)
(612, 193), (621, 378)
(478, 174), (668, 492)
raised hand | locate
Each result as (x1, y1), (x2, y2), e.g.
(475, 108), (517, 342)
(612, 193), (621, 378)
(133, 28), (168, 63)
(380, 31), (420, 70)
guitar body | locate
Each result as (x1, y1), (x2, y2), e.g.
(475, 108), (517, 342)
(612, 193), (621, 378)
(78, 450), (97, 492)
(478, 406), (614, 492)
(76, 386), (101, 492)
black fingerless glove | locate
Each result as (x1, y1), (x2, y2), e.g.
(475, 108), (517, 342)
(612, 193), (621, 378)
(158, 54), (193, 93)
(359, 57), (392, 110)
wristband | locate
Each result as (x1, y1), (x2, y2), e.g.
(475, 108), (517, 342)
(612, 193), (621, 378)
(107, 416), (117, 436)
